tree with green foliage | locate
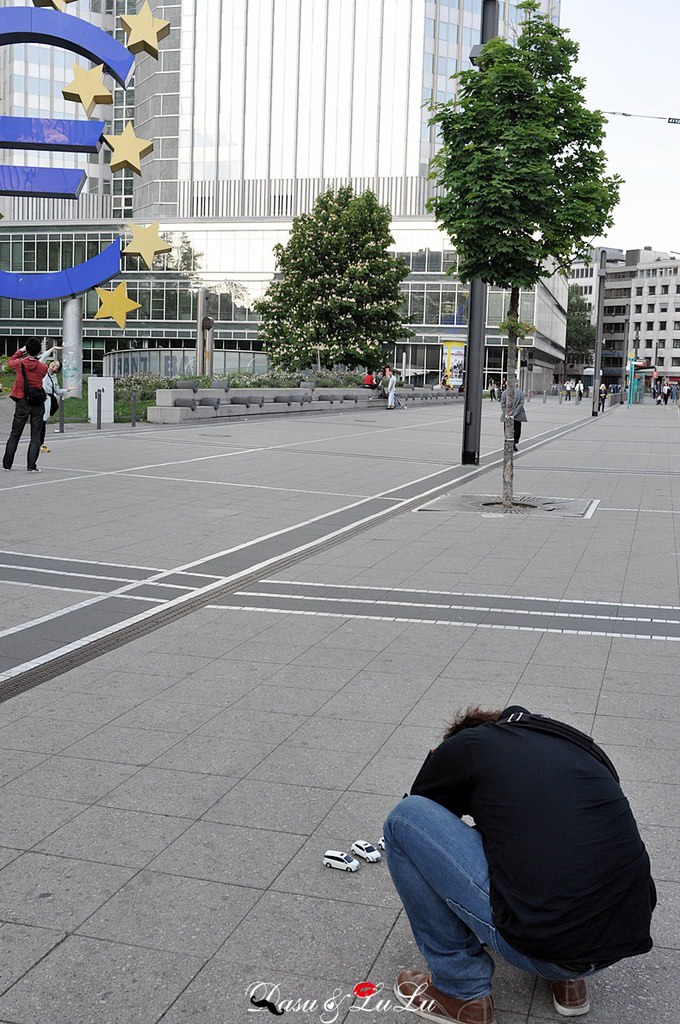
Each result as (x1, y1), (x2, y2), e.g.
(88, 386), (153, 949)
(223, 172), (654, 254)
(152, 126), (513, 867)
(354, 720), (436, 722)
(566, 284), (596, 368)
(255, 186), (410, 371)
(429, 0), (621, 506)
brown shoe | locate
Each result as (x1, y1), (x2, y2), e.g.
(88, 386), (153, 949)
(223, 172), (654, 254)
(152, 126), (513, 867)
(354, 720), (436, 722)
(551, 979), (590, 1016)
(394, 970), (495, 1023)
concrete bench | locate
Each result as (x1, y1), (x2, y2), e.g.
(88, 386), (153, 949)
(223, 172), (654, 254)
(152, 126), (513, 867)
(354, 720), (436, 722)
(173, 396), (197, 411)
(316, 393), (342, 404)
(175, 380), (198, 393)
(272, 393), (313, 407)
(198, 396), (221, 409)
(230, 394), (265, 408)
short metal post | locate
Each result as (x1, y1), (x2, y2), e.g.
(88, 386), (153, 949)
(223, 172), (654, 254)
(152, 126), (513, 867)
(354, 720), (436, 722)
(96, 389), (102, 430)
(559, 388), (563, 404)
(542, 389), (547, 403)
(58, 398), (65, 433)
(131, 389), (137, 428)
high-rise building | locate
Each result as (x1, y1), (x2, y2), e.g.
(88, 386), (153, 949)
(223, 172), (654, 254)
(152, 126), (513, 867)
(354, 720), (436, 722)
(0, 0), (565, 391)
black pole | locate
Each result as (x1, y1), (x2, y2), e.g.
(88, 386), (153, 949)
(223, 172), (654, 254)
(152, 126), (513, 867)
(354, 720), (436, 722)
(591, 249), (607, 417)
(96, 389), (102, 430)
(131, 389), (137, 428)
(58, 395), (65, 434)
(460, 0), (499, 465)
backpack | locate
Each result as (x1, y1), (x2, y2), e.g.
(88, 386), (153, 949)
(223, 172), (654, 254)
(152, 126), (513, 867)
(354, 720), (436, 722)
(21, 362), (46, 407)
(497, 709), (618, 781)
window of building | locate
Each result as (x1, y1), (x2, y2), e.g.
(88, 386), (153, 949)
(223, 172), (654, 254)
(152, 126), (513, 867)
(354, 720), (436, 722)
(635, 305), (642, 313)
(658, 356), (665, 365)
(662, 285), (669, 294)
(658, 340), (666, 348)
(673, 340), (680, 349)
(660, 321), (667, 330)
(636, 287), (643, 295)
(647, 304), (655, 312)
(646, 339), (653, 348)
(648, 286), (656, 295)
(646, 322), (654, 331)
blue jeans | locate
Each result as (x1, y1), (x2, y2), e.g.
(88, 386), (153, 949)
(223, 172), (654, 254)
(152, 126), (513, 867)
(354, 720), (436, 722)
(384, 796), (596, 1002)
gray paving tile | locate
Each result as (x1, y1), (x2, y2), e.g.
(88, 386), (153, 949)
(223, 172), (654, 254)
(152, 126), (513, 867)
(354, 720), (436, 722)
(0, 922), (65, 994)
(349, 753), (424, 797)
(651, 880), (680, 950)
(194, 706), (307, 743)
(247, 744), (370, 790)
(203, 779), (343, 834)
(623, 781), (679, 827)
(160, 959), (357, 1024)
(108, 698), (222, 733)
(0, 792), (88, 849)
(98, 766), (237, 817)
(607, 745), (680, 785)
(316, 791), (398, 841)
(30, 691), (142, 725)
(230, 683), (331, 715)
(149, 820), (306, 887)
(597, 691), (680, 722)
(272, 833), (398, 908)
(640, 826), (680, 881)
(216, 891), (399, 978)
(593, 716), (679, 751)
(528, 948), (678, 1023)
(153, 735), (274, 775)
(228, 640), (313, 664)
(78, 870), (259, 957)
(0, 716), (97, 755)
(600, 670), (680, 697)
(0, 847), (22, 870)
(0, 852), (134, 930)
(3, 756), (138, 803)
(62, 724), (185, 765)
(0, 935), (204, 1024)
(269, 663), (362, 690)
(287, 716), (397, 754)
(436, 657), (529, 685)
(0, 748), (47, 786)
(34, 806), (191, 868)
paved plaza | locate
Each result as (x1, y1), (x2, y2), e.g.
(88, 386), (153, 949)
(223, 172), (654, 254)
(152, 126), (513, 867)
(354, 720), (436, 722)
(0, 393), (678, 1024)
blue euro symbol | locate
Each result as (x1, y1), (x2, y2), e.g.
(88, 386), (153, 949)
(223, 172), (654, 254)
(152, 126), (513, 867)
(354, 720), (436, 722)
(0, 7), (136, 300)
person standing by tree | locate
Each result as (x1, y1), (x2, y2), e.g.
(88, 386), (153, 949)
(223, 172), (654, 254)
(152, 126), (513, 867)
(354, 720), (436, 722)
(428, 0), (620, 508)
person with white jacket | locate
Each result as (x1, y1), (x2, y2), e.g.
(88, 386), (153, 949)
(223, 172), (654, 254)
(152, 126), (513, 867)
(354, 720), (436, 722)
(40, 356), (73, 452)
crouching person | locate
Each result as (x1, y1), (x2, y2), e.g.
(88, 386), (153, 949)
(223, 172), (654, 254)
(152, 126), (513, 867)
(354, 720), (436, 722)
(384, 706), (655, 1024)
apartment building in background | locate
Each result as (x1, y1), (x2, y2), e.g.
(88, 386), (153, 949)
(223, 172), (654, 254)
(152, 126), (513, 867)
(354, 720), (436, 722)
(0, 0), (565, 390)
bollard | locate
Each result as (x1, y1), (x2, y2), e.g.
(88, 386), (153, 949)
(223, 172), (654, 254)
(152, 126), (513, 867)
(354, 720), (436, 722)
(558, 389), (563, 404)
(57, 398), (65, 433)
(131, 389), (137, 428)
(543, 389), (547, 403)
(96, 389), (102, 430)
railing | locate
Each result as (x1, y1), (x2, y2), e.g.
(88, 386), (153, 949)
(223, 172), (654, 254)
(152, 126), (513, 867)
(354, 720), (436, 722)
(177, 175), (439, 220)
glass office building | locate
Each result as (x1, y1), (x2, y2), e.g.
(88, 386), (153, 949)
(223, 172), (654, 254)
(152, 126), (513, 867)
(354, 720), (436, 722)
(0, 0), (565, 389)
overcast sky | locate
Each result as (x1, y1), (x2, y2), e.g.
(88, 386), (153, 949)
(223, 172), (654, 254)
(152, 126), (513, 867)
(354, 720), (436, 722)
(559, 0), (680, 254)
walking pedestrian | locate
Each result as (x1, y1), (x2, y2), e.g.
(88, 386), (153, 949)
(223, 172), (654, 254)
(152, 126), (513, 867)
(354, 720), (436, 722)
(672, 382), (678, 404)
(499, 384), (527, 452)
(576, 380), (584, 402)
(2, 339), (49, 473)
(598, 382), (607, 413)
(488, 379), (496, 401)
(384, 705), (656, 1024)
(386, 367), (397, 409)
(662, 383), (670, 406)
(564, 380), (572, 401)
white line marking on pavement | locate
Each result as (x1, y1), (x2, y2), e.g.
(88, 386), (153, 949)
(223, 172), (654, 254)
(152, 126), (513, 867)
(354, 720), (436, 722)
(206, 604), (680, 641)
(120, 472), (377, 500)
(258, 580), (680, 612)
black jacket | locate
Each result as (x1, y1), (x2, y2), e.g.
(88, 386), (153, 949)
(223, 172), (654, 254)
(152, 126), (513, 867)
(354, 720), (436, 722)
(410, 707), (656, 967)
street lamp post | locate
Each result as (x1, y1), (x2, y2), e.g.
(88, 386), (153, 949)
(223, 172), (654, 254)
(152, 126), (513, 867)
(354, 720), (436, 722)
(591, 249), (607, 417)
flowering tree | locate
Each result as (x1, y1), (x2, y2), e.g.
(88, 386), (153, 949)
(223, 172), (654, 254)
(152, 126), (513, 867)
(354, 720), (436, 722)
(429, 0), (621, 506)
(255, 186), (410, 371)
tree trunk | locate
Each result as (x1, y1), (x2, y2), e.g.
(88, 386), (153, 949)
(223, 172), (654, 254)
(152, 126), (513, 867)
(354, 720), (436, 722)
(502, 286), (520, 508)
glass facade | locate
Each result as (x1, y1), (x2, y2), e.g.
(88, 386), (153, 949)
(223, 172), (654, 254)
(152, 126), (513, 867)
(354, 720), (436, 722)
(0, 0), (565, 389)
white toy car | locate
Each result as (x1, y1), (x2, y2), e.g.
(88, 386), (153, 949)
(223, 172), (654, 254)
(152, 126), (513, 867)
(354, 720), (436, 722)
(351, 840), (381, 863)
(323, 850), (360, 872)
(377, 836), (385, 851)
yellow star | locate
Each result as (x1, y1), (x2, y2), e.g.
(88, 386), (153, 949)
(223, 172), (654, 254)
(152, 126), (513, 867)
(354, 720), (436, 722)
(94, 283), (141, 330)
(103, 122), (153, 175)
(33, 0), (78, 10)
(62, 64), (113, 118)
(123, 222), (172, 269)
(121, 1), (171, 60)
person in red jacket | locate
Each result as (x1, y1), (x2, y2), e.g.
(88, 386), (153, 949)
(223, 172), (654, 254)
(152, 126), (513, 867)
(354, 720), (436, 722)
(2, 339), (49, 473)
